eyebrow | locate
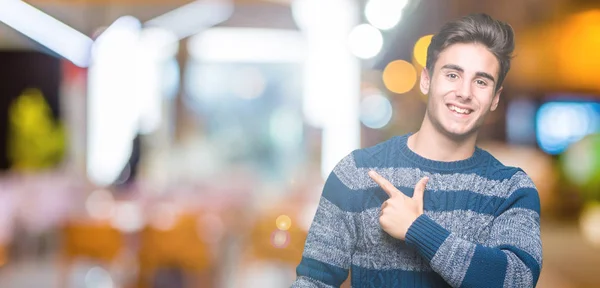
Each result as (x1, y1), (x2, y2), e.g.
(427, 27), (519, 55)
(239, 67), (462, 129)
(440, 64), (496, 83)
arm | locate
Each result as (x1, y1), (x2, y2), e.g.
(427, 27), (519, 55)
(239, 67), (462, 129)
(292, 154), (358, 288)
(405, 171), (542, 288)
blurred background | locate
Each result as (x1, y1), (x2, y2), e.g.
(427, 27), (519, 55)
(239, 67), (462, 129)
(0, 0), (599, 287)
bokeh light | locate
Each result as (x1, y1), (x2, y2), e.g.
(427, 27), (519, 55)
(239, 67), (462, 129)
(84, 266), (114, 288)
(360, 93), (393, 129)
(110, 201), (144, 233)
(580, 203), (600, 247)
(556, 10), (600, 91)
(271, 230), (290, 248)
(347, 24), (383, 59)
(506, 99), (538, 145)
(364, 0), (408, 30)
(562, 133), (600, 200)
(149, 202), (179, 231)
(85, 189), (115, 220)
(536, 102), (600, 155)
(382, 59), (417, 94)
(276, 215), (292, 231)
(413, 34), (433, 68)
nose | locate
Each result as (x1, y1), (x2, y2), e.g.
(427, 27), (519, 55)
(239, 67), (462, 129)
(456, 79), (472, 100)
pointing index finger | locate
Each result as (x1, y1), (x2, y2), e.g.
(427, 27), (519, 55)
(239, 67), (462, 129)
(368, 170), (398, 198)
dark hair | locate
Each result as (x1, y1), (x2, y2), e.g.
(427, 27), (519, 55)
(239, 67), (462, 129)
(426, 13), (515, 91)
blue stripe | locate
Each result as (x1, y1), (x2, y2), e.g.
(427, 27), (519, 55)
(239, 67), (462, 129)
(497, 187), (541, 215)
(354, 143), (520, 182)
(484, 165), (524, 181)
(354, 156), (497, 178)
(497, 244), (542, 287)
(297, 256), (348, 287)
(321, 172), (360, 211)
(461, 246), (507, 288)
(351, 265), (450, 288)
(324, 182), (505, 214)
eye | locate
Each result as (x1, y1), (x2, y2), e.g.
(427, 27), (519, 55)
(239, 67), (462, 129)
(446, 73), (458, 80)
(475, 79), (488, 87)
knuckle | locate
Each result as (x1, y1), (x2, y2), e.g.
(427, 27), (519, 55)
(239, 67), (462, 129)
(379, 217), (386, 226)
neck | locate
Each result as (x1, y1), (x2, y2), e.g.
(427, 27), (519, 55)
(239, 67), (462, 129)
(408, 116), (478, 162)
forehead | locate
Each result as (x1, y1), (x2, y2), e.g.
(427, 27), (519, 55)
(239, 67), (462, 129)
(434, 43), (499, 77)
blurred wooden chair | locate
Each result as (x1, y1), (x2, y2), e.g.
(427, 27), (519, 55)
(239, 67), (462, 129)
(241, 197), (352, 287)
(59, 220), (124, 287)
(230, 210), (307, 287)
(136, 212), (216, 288)
(247, 212), (306, 265)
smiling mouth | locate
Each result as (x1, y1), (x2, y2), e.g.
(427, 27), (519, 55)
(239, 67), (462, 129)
(447, 104), (473, 115)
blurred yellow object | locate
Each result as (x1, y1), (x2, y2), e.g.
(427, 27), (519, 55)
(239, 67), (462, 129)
(276, 214), (292, 231)
(411, 35), (432, 103)
(512, 9), (600, 93)
(382, 60), (417, 94)
(579, 201), (600, 248)
(7, 88), (66, 171)
(137, 212), (214, 287)
(247, 211), (307, 265)
(412, 34), (433, 69)
(555, 10), (600, 92)
(61, 221), (124, 262)
(59, 221), (124, 288)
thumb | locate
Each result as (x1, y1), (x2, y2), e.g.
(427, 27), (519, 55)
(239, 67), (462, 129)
(412, 176), (429, 201)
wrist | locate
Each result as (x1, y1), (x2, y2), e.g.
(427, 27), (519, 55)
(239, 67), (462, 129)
(405, 215), (451, 261)
(402, 212), (422, 239)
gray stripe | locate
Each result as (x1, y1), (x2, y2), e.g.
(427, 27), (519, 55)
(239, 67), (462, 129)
(426, 210), (494, 244)
(503, 251), (534, 288)
(350, 209), (493, 271)
(430, 234), (476, 287)
(291, 276), (335, 288)
(334, 154), (536, 198)
(487, 208), (542, 266)
(303, 197), (356, 269)
(352, 207), (431, 271)
(511, 171), (537, 193)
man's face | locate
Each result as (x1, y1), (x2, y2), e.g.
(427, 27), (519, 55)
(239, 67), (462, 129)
(420, 42), (502, 140)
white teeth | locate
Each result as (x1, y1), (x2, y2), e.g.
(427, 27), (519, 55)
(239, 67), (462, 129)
(449, 105), (471, 114)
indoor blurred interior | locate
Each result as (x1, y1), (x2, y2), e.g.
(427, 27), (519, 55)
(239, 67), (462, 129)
(1, 0), (600, 287)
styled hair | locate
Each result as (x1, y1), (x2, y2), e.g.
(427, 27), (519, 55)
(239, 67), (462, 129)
(426, 13), (515, 91)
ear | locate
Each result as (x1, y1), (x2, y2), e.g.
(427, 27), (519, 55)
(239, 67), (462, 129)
(419, 67), (430, 95)
(490, 86), (502, 111)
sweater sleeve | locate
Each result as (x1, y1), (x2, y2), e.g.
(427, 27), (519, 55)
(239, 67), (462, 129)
(291, 154), (358, 288)
(405, 170), (543, 288)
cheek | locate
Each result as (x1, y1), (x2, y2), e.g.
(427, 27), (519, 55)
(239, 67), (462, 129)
(433, 80), (459, 96)
(477, 93), (496, 109)
(473, 86), (494, 101)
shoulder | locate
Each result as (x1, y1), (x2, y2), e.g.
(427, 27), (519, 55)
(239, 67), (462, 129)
(479, 149), (540, 211)
(327, 137), (397, 189)
(352, 136), (399, 168)
(479, 148), (534, 186)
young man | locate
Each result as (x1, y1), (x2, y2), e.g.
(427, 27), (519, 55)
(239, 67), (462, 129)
(292, 13), (542, 288)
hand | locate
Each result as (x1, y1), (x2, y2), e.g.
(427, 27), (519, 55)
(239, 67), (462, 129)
(368, 171), (429, 240)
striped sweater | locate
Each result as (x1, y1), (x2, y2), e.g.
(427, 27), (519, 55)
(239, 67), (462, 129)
(292, 134), (542, 288)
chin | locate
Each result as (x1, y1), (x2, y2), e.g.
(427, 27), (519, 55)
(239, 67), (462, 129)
(426, 109), (481, 141)
(440, 125), (477, 141)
